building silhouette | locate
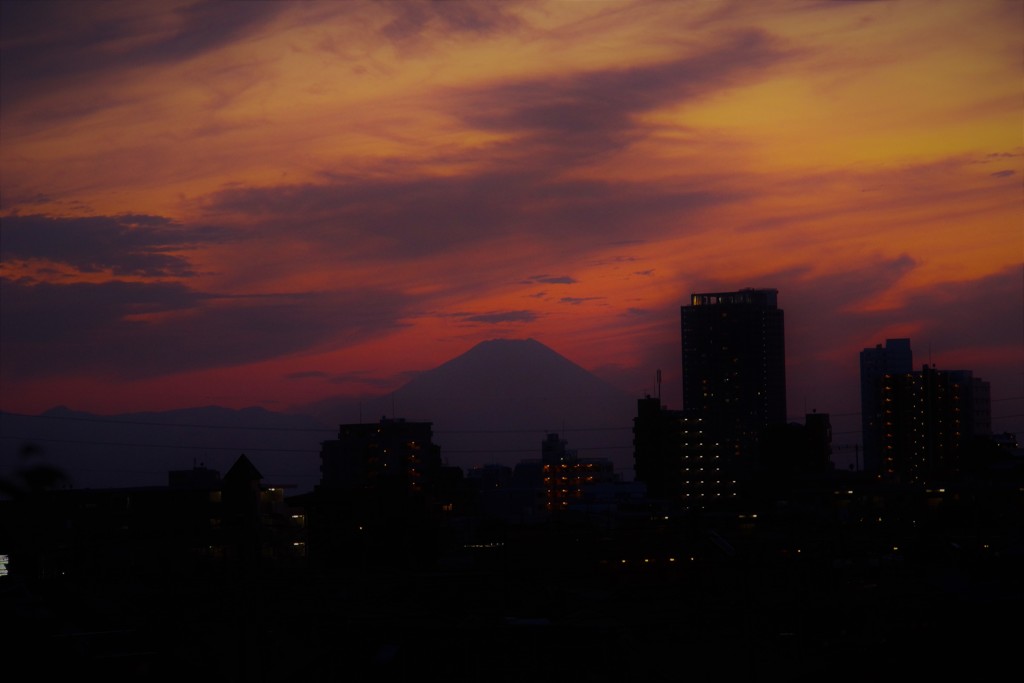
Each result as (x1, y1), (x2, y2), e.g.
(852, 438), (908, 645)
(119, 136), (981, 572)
(0, 454), (307, 585)
(681, 288), (787, 472)
(468, 433), (631, 523)
(860, 338), (913, 475)
(318, 416), (443, 494)
(879, 365), (992, 483)
(632, 396), (729, 510)
(804, 410), (834, 469)
(860, 338), (994, 483)
(312, 416), (459, 571)
(756, 411), (834, 486)
(538, 432), (617, 512)
(3, 410), (1019, 680)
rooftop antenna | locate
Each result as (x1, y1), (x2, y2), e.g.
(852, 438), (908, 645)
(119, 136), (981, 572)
(656, 369), (662, 402)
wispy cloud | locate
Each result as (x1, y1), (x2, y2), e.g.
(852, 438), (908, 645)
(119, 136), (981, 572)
(525, 275), (577, 285)
(451, 29), (794, 166)
(1, 1), (285, 115)
(1, 213), (230, 277)
(0, 277), (414, 380)
(0, 0), (1019, 431)
(457, 310), (539, 325)
(378, 0), (524, 44)
(559, 297), (604, 306)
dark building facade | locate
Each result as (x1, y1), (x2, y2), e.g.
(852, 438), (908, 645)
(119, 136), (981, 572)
(318, 416), (442, 494)
(758, 412), (834, 477)
(880, 365), (992, 483)
(538, 432), (617, 512)
(632, 396), (729, 510)
(860, 338), (913, 475)
(681, 288), (787, 470)
(0, 455), (306, 585)
(804, 411), (834, 470)
(313, 416), (453, 571)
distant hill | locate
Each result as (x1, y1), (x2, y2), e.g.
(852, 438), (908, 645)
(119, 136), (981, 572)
(0, 405), (333, 494)
(301, 338), (638, 477)
(0, 339), (640, 495)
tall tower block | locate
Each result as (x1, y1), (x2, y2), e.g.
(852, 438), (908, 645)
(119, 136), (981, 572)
(860, 338), (912, 475)
(681, 288), (787, 467)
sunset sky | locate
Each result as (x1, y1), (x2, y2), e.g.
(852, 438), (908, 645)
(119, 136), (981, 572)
(1, 0), (1022, 444)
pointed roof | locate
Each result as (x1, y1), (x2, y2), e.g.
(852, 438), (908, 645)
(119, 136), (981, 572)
(224, 453), (263, 483)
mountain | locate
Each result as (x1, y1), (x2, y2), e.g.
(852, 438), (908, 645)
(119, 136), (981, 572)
(1, 339), (640, 495)
(301, 338), (639, 477)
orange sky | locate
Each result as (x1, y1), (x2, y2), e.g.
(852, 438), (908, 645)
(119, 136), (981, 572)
(1, 0), (1022, 441)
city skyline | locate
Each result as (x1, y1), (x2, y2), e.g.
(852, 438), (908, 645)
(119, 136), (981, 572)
(0, 331), (1005, 493)
(1, 1), (1021, 442)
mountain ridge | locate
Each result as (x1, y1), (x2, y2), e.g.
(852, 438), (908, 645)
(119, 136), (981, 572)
(303, 337), (637, 476)
(2, 338), (639, 491)
(310, 337), (629, 412)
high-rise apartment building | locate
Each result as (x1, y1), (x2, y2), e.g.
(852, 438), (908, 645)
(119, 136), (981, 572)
(632, 396), (729, 510)
(681, 288), (787, 468)
(539, 432), (617, 512)
(318, 416), (442, 494)
(860, 339), (913, 475)
(880, 365), (992, 483)
(314, 416), (451, 571)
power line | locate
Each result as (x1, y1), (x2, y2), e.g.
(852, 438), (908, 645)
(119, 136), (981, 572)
(438, 427), (632, 434)
(0, 411), (635, 435)
(0, 412), (336, 434)
(1, 434), (634, 454)
(0, 435), (316, 453)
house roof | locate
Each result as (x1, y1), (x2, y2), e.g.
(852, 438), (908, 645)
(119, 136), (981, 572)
(225, 454), (263, 483)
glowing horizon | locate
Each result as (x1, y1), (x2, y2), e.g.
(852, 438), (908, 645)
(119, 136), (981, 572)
(1, 0), (1021, 440)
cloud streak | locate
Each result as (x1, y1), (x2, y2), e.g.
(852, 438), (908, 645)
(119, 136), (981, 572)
(0, 0), (285, 115)
(1, 213), (230, 277)
(0, 0), (1019, 441)
(0, 277), (413, 380)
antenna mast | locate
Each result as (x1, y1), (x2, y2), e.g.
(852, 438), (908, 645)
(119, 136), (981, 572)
(656, 369), (662, 402)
